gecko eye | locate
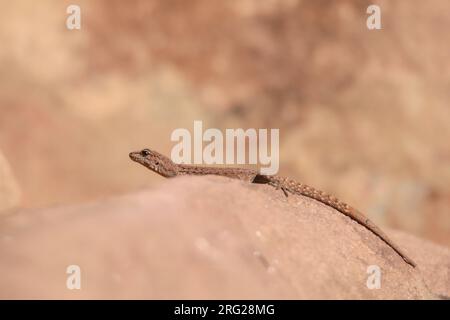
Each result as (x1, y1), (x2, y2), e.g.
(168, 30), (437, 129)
(141, 149), (151, 156)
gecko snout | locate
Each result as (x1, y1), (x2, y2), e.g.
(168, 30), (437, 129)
(129, 151), (142, 161)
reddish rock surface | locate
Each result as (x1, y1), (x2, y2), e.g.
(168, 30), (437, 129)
(0, 150), (20, 214)
(1, 1), (450, 247)
(0, 176), (447, 299)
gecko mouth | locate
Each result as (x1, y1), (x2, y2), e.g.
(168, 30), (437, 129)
(129, 151), (143, 162)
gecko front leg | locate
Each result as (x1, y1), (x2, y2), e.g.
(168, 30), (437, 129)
(252, 174), (290, 197)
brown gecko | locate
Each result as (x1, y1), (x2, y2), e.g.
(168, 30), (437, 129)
(129, 148), (416, 268)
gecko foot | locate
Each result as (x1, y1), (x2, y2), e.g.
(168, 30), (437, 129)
(270, 182), (289, 197)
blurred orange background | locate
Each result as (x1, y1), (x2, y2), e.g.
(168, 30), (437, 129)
(0, 0), (449, 246)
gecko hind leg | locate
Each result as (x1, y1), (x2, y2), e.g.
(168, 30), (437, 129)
(269, 181), (289, 197)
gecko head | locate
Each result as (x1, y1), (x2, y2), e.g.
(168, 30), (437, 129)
(129, 148), (178, 178)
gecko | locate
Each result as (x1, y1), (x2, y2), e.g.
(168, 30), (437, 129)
(129, 148), (417, 268)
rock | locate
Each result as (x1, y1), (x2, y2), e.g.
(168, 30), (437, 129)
(0, 176), (447, 299)
(0, 150), (20, 213)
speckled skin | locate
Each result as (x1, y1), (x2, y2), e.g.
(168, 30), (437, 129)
(130, 148), (416, 268)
